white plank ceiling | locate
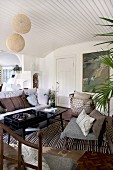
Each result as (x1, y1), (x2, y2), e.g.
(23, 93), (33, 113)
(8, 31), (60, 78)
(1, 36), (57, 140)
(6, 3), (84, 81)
(0, 0), (113, 58)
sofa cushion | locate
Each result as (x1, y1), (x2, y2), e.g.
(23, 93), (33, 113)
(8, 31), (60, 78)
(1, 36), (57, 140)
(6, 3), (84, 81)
(70, 98), (94, 117)
(16, 96), (26, 109)
(27, 94), (39, 106)
(20, 95), (31, 108)
(5, 90), (24, 98)
(0, 92), (6, 98)
(0, 105), (6, 114)
(90, 109), (105, 138)
(24, 88), (37, 95)
(37, 89), (49, 105)
(10, 96), (24, 110)
(74, 91), (91, 100)
(60, 117), (97, 140)
(0, 98), (15, 112)
(76, 109), (95, 136)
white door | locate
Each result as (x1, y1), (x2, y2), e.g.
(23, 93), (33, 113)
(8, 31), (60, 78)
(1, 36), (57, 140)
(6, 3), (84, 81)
(56, 57), (75, 108)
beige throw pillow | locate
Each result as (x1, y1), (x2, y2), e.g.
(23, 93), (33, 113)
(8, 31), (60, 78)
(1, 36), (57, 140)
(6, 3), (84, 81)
(74, 91), (91, 100)
(76, 109), (95, 136)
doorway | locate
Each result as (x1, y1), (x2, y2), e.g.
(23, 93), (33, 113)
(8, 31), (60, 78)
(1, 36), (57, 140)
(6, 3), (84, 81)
(56, 57), (75, 108)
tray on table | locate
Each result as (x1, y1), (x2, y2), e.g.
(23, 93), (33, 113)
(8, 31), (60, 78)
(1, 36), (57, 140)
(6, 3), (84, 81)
(4, 109), (46, 128)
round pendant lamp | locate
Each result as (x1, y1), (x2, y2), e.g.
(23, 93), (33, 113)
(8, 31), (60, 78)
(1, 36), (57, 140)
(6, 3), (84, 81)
(6, 33), (25, 52)
(12, 14), (31, 34)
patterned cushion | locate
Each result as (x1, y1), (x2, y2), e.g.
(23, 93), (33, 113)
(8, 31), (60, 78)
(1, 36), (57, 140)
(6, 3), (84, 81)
(0, 98), (15, 112)
(90, 109), (105, 138)
(76, 109), (95, 136)
(22, 144), (50, 170)
(70, 97), (94, 117)
(27, 94), (39, 106)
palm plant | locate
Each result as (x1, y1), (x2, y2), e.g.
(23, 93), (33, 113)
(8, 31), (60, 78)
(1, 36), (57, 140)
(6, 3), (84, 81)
(93, 17), (113, 114)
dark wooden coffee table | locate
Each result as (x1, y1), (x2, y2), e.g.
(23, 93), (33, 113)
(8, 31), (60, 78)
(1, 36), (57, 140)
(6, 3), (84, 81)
(4, 109), (47, 143)
(39, 107), (68, 131)
(4, 107), (67, 143)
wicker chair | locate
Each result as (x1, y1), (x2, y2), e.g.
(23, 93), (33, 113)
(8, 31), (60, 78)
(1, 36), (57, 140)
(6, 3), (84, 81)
(61, 93), (106, 152)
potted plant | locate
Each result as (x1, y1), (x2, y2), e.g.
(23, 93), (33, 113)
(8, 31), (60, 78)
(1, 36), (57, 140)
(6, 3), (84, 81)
(13, 65), (22, 73)
(93, 17), (113, 115)
(44, 89), (55, 107)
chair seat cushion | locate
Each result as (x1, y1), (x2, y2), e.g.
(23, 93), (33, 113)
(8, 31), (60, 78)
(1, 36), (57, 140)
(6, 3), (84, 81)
(43, 153), (77, 170)
(60, 117), (97, 140)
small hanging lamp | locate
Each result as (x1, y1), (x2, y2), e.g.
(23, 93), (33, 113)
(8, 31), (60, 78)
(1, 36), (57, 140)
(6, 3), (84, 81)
(6, 33), (25, 52)
(12, 14), (31, 34)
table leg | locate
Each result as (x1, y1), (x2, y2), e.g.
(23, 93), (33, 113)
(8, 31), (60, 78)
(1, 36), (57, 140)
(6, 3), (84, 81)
(47, 118), (49, 127)
(60, 114), (64, 131)
(8, 134), (10, 144)
(22, 128), (25, 139)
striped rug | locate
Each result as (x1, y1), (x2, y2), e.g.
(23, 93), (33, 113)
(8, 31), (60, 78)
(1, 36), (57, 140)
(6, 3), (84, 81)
(3, 122), (108, 153)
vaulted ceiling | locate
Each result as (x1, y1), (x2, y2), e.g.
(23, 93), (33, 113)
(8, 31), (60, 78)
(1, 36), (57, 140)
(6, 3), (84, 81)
(0, 0), (113, 58)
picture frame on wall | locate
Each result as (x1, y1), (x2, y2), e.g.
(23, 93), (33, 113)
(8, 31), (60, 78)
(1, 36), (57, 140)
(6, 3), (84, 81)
(82, 51), (109, 92)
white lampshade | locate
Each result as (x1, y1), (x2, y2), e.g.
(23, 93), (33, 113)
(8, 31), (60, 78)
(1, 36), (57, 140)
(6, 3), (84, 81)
(6, 33), (25, 52)
(12, 14), (31, 34)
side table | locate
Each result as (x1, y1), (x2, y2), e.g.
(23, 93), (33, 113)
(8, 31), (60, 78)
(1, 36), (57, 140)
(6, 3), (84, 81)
(76, 151), (113, 170)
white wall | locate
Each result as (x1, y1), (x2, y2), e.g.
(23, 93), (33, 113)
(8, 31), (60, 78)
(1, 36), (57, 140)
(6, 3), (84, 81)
(40, 41), (109, 91)
(39, 41), (113, 114)
(18, 54), (40, 88)
(23, 54), (40, 71)
(39, 52), (56, 90)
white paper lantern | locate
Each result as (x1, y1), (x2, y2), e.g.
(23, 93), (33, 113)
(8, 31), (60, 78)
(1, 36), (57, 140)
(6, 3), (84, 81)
(6, 33), (25, 52)
(12, 14), (31, 34)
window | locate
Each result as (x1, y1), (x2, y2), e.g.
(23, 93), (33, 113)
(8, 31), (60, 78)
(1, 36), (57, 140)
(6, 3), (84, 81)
(2, 67), (14, 83)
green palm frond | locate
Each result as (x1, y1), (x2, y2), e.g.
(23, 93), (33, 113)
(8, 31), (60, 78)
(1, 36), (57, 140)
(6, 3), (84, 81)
(94, 41), (113, 46)
(93, 80), (113, 111)
(96, 32), (113, 36)
(96, 24), (113, 27)
(101, 55), (113, 69)
(99, 17), (113, 24)
(94, 17), (113, 46)
(93, 16), (113, 112)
